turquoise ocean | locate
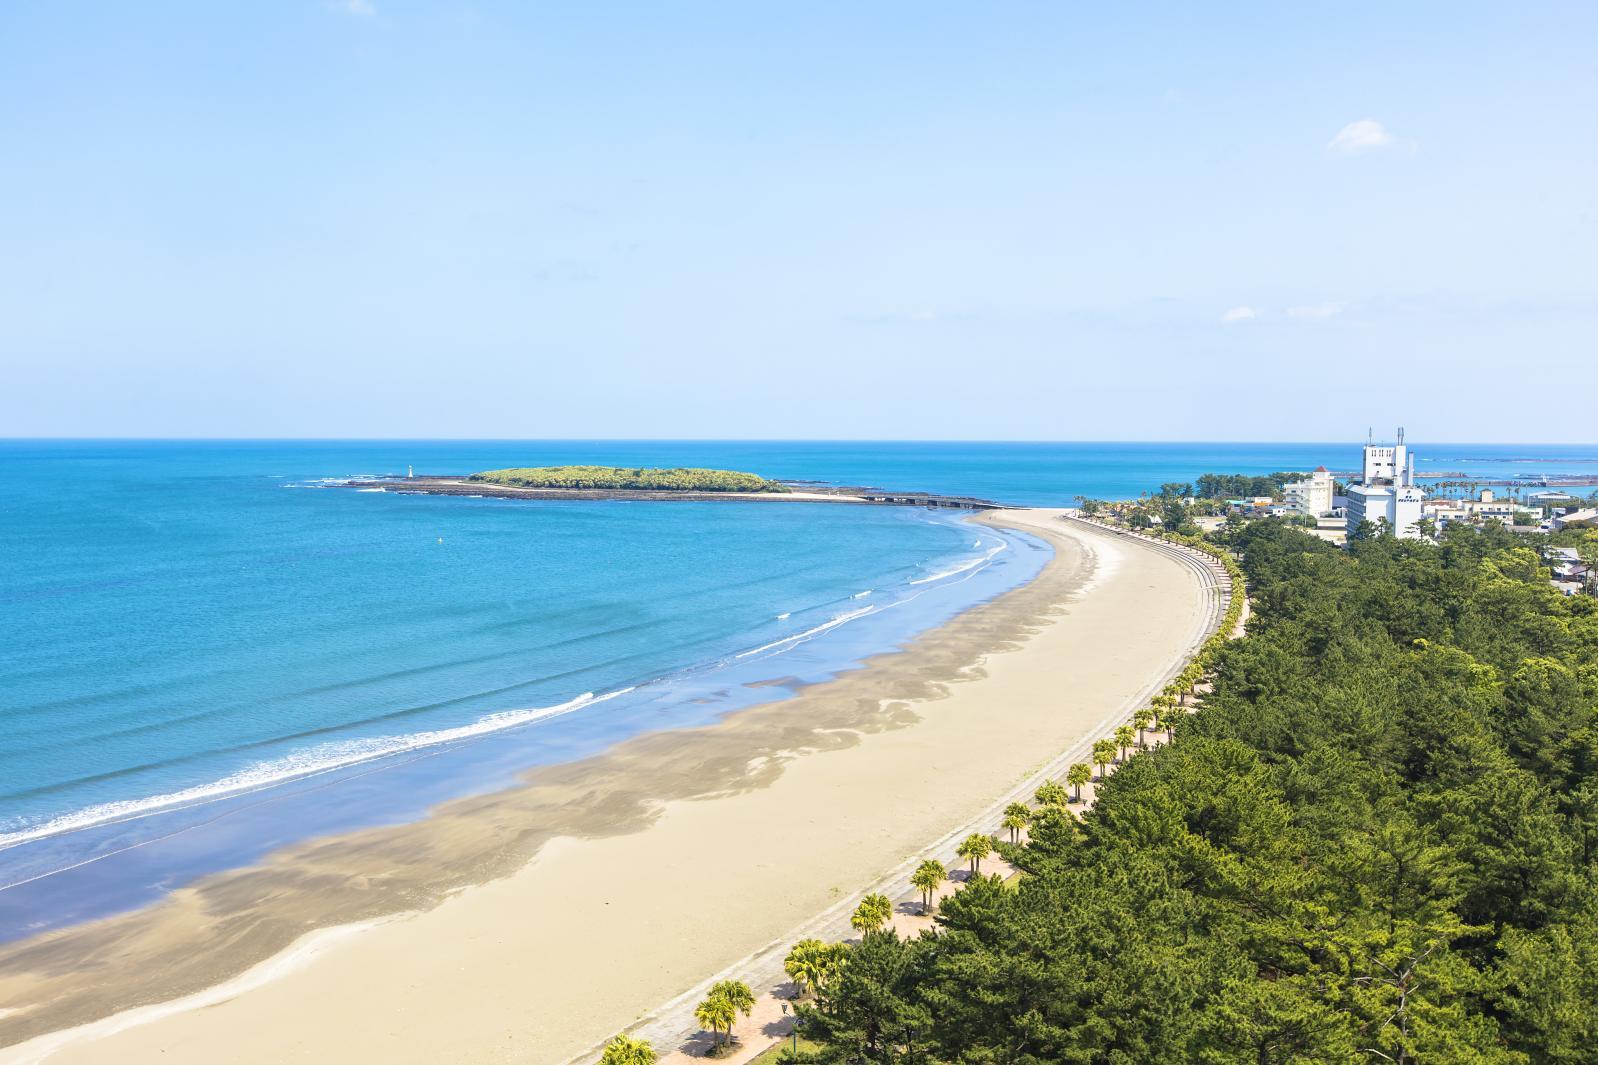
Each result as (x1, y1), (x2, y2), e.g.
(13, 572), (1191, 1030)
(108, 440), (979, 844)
(3, 439), (1597, 937)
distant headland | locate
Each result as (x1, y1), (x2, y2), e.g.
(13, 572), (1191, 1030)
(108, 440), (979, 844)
(346, 465), (1004, 509)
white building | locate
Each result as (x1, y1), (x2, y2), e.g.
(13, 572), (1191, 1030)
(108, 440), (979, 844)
(1553, 507), (1598, 531)
(1346, 432), (1427, 539)
(1284, 466), (1336, 516)
(1361, 444), (1404, 484)
(1424, 494), (1519, 527)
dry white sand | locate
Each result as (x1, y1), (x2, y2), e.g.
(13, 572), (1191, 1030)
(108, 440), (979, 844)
(1, 510), (1212, 1065)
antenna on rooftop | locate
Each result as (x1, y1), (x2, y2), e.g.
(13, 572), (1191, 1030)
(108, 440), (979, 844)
(1397, 427), (1405, 445)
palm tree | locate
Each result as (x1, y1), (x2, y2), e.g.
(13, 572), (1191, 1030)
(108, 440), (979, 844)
(695, 980), (754, 1050)
(1579, 537), (1598, 596)
(1002, 801), (1030, 842)
(791, 942), (848, 1009)
(1092, 738), (1116, 780)
(1034, 779), (1068, 806)
(712, 979), (756, 1017)
(1114, 724), (1135, 762)
(1133, 706), (1153, 748)
(1158, 692), (1181, 723)
(694, 993), (736, 1051)
(1067, 762), (1091, 803)
(910, 859), (946, 913)
(784, 938), (828, 1000)
(600, 1035), (657, 1065)
(957, 833), (993, 874)
(850, 892), (892, 933)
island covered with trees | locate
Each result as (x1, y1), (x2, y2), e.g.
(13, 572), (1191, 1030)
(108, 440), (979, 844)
(768, 520), (1598, 1063)
(468, 465), (790, 493)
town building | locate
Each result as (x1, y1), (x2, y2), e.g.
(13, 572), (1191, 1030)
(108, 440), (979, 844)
(1361, 443), (1405, 484)
(1545, 547), (1593, 596)
(1346, 430), (1427, 539)
(1553, 507), (1598, 531)
(1423, 489), (1520, 527)
(1284, 466), (1336, 516)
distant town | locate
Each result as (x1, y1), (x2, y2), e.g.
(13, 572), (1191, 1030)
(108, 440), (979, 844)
(1075, 431), (1598, 598)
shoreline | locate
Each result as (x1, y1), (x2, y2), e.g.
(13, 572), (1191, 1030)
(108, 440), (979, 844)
(0, 508), (1043, 940)
(0, 509), (1215, 1063)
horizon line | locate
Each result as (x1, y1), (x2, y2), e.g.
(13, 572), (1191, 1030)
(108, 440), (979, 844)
(6, 436), (1598, 448)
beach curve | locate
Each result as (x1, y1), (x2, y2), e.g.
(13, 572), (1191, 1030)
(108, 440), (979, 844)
(0, 509), (1217, 1064)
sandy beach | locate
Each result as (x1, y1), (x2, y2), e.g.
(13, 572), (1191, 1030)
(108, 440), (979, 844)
(0, 509), (1217, 1065)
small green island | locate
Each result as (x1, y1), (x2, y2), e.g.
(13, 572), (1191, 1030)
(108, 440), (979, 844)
(467, 465), (790, 494)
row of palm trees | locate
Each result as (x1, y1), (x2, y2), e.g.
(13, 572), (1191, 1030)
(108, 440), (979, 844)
(989, 526), (1245, 832)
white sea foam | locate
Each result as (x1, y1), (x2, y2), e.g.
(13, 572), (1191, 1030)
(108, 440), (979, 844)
(909, 540), (1008, 585)
(0, 689), (633, 855)
(3, 525), (1036, 862)
(356, 487), (386, 493)
(735, 606), (875, 661)
(283, 477), (366, 490)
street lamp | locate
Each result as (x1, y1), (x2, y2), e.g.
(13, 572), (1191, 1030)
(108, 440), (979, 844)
(781, 1003), (800, 1060)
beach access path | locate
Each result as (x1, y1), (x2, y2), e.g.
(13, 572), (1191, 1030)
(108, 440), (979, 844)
(1, 509), (1223, 1065)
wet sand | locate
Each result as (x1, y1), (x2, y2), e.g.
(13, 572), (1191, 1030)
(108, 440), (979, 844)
(0, 509), (1214, 1064)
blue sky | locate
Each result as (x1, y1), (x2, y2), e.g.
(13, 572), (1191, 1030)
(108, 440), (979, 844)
(2, 2), (1594, 440)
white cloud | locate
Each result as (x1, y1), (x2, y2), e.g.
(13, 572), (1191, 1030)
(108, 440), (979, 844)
(1328, 119), (1394, 154)
(1287, 302), (1346, 319)
(1221, 306), (1258, 323)
(332, 0), (376, 15)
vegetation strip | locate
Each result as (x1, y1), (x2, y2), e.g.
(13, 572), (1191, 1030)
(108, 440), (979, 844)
(468, 466), (789, 493)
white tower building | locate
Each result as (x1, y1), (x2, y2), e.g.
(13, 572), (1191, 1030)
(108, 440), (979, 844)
(1346, 429), (1427, 539)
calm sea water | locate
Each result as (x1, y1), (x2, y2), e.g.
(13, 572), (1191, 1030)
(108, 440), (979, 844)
(2, 438), (1596, 936)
